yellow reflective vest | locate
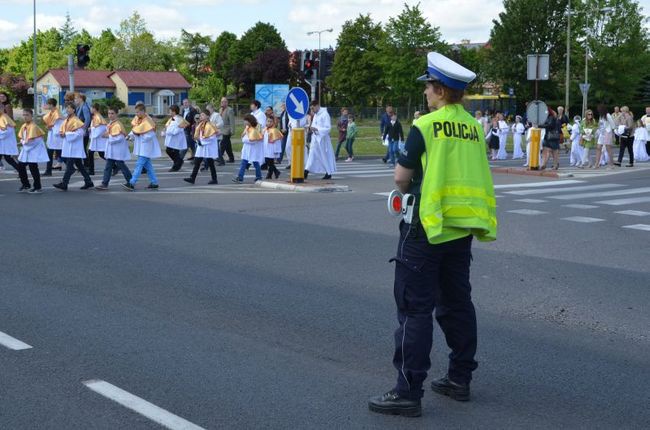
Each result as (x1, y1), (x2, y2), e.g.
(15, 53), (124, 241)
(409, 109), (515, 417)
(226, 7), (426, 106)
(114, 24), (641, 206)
(414, 104), (497, 244)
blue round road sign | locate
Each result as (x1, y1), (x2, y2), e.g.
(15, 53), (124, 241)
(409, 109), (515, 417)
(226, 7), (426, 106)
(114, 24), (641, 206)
(286, 87), (310, 121)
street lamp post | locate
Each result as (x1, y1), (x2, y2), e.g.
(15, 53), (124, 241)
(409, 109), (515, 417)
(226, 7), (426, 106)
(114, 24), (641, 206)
(565, 0), (571, 117)
(306, 28), (333, 103)
(582, 6), (614, 118)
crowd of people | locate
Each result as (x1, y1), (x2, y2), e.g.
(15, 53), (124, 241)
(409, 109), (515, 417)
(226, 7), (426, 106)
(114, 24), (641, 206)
(473, 104), (650, 170)
(0, 91), (342, 193)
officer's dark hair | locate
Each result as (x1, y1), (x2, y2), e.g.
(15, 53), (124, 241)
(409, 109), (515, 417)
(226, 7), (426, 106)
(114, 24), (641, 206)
(431, 81), (464, 104)
(244, 113), (258, 128)
(252, 100), (261, 109)
(169, 104), (180, 115)
(47, 98), (57, 107)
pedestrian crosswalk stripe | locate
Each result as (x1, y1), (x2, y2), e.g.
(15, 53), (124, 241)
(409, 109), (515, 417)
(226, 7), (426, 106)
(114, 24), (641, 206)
(563, 204), (599, 209)
(507, 209), (547, 215)
(614, 210), (650, 216)
(493, 179), (583, 189)
(505, 183), (623, 196)
(351, 173), (395, 178)
(514, 198), (547, 203)
(562, 216), (605, 223)
(551, 187), (650, 200)
(622, 224), (650, 231)
(596, 196), (650, 206)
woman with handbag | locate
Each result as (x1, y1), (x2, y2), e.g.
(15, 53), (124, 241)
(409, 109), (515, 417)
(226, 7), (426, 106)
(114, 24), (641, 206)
(540, 108), (561, 170)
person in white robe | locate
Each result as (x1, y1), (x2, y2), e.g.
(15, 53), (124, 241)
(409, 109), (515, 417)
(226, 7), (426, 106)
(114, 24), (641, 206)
(162, 105), (188, 172)
(42, 97), (65, 176)
(0, 103), (19, 171)
(124, 105), (160, 190)
(632, 121), (649, 162)
(511, 115), (525, 159)
(95, 107), (132, 190)
(88, 103), (108, 174)
(184, 109), (219, 184)
(496, 113), (509, 160)
(305, 101), (337, 180)
(569, 116), (583, 167)
(285, 116), (309, 171)
(263, 116), (283, 179)
(53, 102), (94, 191)
(17, 108), (49, 193)
(233, 114), (264, 183)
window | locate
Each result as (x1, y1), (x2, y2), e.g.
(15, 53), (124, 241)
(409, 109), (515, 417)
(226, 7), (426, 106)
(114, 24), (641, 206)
(144, 92), (152, 106)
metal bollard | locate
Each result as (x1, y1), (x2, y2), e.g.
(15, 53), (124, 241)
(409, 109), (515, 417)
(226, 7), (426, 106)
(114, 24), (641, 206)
(529, 128), (541, 170)
(290, 128), (305, 183)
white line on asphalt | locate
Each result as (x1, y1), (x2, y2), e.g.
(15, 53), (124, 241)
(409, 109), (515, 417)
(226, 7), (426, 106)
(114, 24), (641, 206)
(561, 216), (605, 223)
(374, 192), (391, 197)
(596, 196), (650, 206)
(615, 210), (650, 216)
(514, 198), (548, 203)
(551, 187), (650, 200)
(505, 183), (623, 196)
(507, 209), (548, 215)
(493, 179), (584, 189)
(563, 204), (599, 209)
(348, 173), (396, 178)
(330, 169), (396, 175)
(83, 380), (205, 430)
(0, 331), (32, 350)
(622, 224), (650, 231)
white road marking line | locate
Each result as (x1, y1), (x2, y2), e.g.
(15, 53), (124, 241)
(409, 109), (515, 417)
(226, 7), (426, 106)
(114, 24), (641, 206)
(596, 196), (650, 206)
(493, 179), (584, 189)
(0, 331), (32, 350)
(505, 183), (623, 196)
(374, 192), (391, 197)
(622, 224), (650, 231)
(514, 198), (548, 203)
(83, 380), (206, 430)
(552, 187), (650, 200)
(507, 209), (547, 215)
(328, 169), (396, 174)
(347, 173), (395, 178)
(615, 210), (650, 216)
(563, 204), (599, 209)
(561, 216), (605, 223)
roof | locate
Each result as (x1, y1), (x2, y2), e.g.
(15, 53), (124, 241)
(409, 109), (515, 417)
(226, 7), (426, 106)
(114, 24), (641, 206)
(43, 69), (115, 88)
(109, 71), (191, 89)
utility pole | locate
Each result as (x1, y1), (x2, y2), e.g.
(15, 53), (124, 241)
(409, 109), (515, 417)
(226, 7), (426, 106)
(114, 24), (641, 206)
(307, 28), (333, 102)
(565, 0), (571, 116)
(32, 0), (37, 112)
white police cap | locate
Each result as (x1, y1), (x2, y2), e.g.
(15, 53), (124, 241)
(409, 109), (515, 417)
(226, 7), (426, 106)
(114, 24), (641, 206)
(417, 52), (476, 90)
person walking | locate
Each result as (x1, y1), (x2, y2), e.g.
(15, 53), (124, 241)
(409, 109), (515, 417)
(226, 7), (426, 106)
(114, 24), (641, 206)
(123, 104), (160, 191)
(632, 120), (649, 162)
(16, 108), (48, 193)
(232, 114), (264, 183)
(42, 98), (65, 176)
(0, 103), (19, 172)
(74, 93), (92, 171)
(495, 113), (508, 160)
(540, 109), (561, 170)
(569, 115), (583, 167)
(368, 52), (496, 418)
(184, 109), (219, 185)
(344, 115), (357, 162)
(162, 104), (188, 172)
(218, 97), (236, 165)
(88, 103), (108, 174)
(579, 110), (598, 168)
(614, 106), (635, 167)
(180, 98), (198, 161)
(383, 112), (404, 168)
(595, 105), (616, 169)
(277, 102), (290, 164)
(511, 115), (525, 159)
(380, 105), (394, 163)
(640, 107), (650, 155)
(335, 107), (349, 161)
(95, 107), (132, 190)
(305, 100), (337, 180)
(53, 103), (94, 191)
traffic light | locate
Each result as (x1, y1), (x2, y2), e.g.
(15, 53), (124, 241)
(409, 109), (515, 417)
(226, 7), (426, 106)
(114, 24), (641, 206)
(76, 44), (90, 69)
(303, 50), (313, 77)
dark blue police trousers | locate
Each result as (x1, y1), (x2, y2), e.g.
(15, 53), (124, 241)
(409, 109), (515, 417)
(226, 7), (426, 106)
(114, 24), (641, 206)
(391, 221), (478, 400)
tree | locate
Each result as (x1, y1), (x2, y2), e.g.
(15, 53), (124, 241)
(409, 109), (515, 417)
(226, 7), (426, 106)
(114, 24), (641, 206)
(112, 12), (168, 71)
(59, 12), (77, 46)
(489, 0), (569, 109)
(0, 73), (30, 105)
(179, 30), (212, 82)
(231, 22), (287, 94)
(238, 48), (292, 94)
(328, 14), (385, 109)
(4, 28), (65, 78)
(451, 44), (493, 94)
(88, 30), (117, 70)
(379, 3), (447, 115)
(207, 31), (238, 91)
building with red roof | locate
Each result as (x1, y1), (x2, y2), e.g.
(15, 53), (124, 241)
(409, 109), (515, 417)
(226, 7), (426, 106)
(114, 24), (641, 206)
(36, 69), (191, 115)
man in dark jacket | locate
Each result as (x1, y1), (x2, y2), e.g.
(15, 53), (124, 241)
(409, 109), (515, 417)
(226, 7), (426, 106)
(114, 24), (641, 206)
(180, 98), (198, 160)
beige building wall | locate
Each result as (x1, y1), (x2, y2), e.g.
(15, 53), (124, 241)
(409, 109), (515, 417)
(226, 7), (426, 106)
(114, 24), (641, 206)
(110, 74), (129, 113)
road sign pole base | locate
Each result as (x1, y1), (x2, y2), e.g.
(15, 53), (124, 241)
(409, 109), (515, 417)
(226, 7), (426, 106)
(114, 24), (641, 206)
(291, 178), (304, 184)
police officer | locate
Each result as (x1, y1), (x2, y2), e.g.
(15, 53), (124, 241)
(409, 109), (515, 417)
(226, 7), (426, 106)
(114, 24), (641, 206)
(368, 52), (497, 417)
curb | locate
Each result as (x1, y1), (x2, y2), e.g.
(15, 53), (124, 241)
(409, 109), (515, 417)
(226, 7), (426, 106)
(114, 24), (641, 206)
(257, 180), (350, 193)
(491, 167), (573, 179)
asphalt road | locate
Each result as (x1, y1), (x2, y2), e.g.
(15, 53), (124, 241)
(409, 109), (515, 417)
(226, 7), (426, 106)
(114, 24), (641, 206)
(1, 158), (649, 429)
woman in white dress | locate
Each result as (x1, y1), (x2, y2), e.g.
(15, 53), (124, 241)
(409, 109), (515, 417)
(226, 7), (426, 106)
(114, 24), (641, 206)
(233, 114), (264, 183)
(632, 120), (649, 162)
(594, 105), (616, 169)
(569, 116), (583, 167)
(511, 115), (525, 159)
(496, 113), (508, 160)
(184, 109), (219, 185)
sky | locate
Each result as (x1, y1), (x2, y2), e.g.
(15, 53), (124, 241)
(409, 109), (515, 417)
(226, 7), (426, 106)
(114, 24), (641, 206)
(0, 0), (510, 50)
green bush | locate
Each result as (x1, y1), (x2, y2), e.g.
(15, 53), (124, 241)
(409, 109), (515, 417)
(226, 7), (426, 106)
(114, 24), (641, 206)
(93, 97), (126, 115)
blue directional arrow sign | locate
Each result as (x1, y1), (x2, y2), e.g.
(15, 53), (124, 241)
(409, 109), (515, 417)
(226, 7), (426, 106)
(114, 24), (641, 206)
(286, 87), (309, 121)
